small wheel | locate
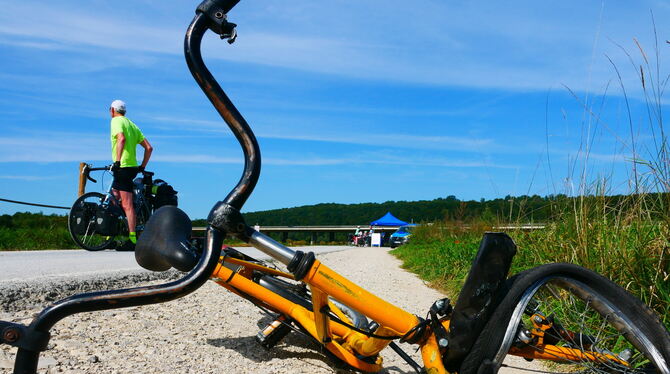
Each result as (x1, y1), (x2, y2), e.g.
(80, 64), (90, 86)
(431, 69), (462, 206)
(68, 192), (116, 251)
(459, 263), (670, 374)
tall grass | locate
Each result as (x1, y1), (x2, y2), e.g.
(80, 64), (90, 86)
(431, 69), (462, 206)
(393, 27), (670, 324)
(392, 212), (669, 325)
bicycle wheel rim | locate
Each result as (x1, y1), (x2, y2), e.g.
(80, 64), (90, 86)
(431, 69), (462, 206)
(494, 276), (669, 374)
(68, 193), (116, 251)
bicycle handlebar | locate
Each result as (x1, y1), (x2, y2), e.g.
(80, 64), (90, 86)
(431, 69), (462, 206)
(188, 2), (259, 213)
(82, 164), (110, 183)
(81, 164), (154, 184)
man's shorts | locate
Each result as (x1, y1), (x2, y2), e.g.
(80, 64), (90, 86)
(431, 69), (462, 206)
(112, 167), (139, 192)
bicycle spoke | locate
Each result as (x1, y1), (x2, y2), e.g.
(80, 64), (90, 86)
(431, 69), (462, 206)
(509, 281), (655, 374)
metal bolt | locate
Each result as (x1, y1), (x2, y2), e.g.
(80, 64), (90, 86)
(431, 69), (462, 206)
(618, 348), (632, 361)
(533, 315), (543, 324)
(2, 327), (20, 343)
(214, 11), (224, 19)
(438, 338), (449, 348)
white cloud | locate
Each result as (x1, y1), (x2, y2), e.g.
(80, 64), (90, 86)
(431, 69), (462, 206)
(1, 1), (667, 92)
(146, 115), (493, 151)
(0, 175), (62, 181)
(0, 133), (514, 169)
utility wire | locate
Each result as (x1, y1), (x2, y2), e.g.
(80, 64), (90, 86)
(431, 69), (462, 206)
(0, 198), (69, 210)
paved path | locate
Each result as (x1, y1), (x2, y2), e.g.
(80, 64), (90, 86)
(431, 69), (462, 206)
(0, 246), (350, 283)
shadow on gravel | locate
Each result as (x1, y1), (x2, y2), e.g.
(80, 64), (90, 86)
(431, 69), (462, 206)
(206, 314), (415, 373)
(205, 334), (343, 364)
(206, 334), (415, 374)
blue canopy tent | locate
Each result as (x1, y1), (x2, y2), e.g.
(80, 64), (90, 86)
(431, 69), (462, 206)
(370, 212), (409, 226)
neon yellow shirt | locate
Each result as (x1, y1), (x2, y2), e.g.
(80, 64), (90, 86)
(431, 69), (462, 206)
(110, 116), (145, 167)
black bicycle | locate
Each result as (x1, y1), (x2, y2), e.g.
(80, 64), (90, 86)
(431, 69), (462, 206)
(67, 164), (154, 251)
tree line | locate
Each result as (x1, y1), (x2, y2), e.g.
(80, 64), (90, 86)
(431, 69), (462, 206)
(3, 192), (667, 231)
(200, 192), (668, 226)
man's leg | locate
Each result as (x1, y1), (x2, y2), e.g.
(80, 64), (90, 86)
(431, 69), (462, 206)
(118, 190), (136, 239)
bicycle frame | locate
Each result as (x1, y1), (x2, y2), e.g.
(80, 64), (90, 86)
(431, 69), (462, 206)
(211, 251), (443, 372)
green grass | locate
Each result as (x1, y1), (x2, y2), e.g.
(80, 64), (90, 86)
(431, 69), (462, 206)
(0, 227), (74, 250)
(391, 214), (669, 326)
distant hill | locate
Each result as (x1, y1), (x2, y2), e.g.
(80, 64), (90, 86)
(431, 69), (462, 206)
(236, 194), (555, 226)
(229, 192), (668, 226)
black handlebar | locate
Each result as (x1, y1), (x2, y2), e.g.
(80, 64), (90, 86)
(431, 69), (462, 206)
(81, 165), (109, 183)
(82, 164), (154, 184)
(186, 9), (260, 213)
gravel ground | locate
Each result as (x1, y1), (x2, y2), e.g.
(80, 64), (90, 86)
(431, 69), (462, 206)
(0, 247), (533, 374)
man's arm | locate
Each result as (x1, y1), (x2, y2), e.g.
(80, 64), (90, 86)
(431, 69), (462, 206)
(139, 139), (153, 169)
(115, 133), (126, 163)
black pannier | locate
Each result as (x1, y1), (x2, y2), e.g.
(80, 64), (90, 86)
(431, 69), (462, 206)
(71, 202), (98, 235)
(95, 205), (121, 236)
(151, 179), (178, 210)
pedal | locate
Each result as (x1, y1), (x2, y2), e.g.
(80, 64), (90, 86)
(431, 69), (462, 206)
(256, 315), (292, 350)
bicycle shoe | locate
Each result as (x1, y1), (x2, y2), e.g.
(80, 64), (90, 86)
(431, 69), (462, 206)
(116, 240), (136, 252)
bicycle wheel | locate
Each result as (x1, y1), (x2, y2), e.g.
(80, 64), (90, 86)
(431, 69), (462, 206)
(459, 263), (670, 374)
(68, 192), (116, 251)
(134, 198), (152, 234)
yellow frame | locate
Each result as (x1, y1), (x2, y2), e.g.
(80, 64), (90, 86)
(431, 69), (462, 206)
(209, 252), (632, 373)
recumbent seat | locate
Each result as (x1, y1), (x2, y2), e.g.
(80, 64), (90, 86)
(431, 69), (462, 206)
(135, 206), (199, 272)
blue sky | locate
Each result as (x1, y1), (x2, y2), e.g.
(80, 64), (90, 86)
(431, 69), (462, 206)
(1, 1), (669, 220)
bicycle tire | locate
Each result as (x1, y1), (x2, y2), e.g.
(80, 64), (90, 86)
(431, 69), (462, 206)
(458, 263), (670, 374)
(134, 198), (152, 234)
(68, 192), (117, 251)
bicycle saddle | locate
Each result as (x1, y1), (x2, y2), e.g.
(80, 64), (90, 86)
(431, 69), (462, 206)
(135, 206), (199, 272)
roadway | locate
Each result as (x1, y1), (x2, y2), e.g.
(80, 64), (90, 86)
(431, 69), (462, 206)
(0, 245), (351, 283)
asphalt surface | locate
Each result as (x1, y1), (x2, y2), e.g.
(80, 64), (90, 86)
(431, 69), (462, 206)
(0, 245), (351, 312)
(0, 245), (350, 283)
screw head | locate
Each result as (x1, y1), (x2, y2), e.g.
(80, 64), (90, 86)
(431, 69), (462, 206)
(438, 338), (449, 348)
(533, 315), (543, 324)
(214, 11), (224, 19)
(2, 327), (20, 343)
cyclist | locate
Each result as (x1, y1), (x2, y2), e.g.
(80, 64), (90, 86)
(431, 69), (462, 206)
(109, 99), (153, 247)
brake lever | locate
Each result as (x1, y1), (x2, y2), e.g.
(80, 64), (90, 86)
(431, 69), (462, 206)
(223, 26), (237, 44)
(197, 0), (238, 44)
(82, 164), (97, 183)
